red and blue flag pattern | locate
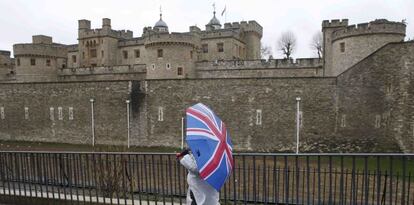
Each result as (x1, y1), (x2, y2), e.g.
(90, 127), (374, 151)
(186, 103), (234, 191)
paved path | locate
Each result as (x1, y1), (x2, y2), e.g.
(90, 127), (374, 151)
(0, 188), (175, 205)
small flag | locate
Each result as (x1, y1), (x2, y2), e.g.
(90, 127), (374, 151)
(221, 6), (226, 16)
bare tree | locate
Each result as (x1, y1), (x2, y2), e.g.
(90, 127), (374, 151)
(277, 31), (296, 59)
(311, 32), (323, 59)
(260, 43), (273, 59)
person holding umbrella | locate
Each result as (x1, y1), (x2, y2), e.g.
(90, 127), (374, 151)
(177, 103), (234, 205)
(176, 148), (220, 205)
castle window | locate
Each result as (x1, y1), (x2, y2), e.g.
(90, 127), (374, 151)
(177, 67), (183, 76)
(157, 49), (163, 58)
(123, 50), (128, 59)
(340, 114), (346, 128)
(62, 64), (66, 68)
(217, 43), (224, 52)
(68, 107), (74, 120)
(202, 44), (208, 53)
(166, 63), (171, 70)
(90, 49), (97, 58)
(375, 115), (381, 128)
(340, 42), (345, 52)
(82, 52), (85, 59)
(16, 58), (20, 66)
(46, 59), (51, 66)
(30, 58), (36, 66)
(190, 51), (193, 59)
(158, 106), (164, 122)
(256, 109), (262, 125)
(49, 107), (54, 121)
(72, 55), (77, 63)
(135, 49), (140, 58)
(151, 64), (155, 70)
(101, 50), (104, 57)
(24, 107), (29, 120)
(58, 107), (63, 120)
(0, 107), (5, 120)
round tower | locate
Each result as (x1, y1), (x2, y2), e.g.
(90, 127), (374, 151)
(144, 33), (199, 79)
(13, 35), (67, 82)
(326, 19), (406, 76)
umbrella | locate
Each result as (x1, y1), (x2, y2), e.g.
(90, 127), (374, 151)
(185, 103), (234, 191)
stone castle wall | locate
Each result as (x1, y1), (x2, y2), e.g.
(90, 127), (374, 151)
(0, 81), (133, 145)
(0, 78), (339, 152)
(336, 42), (414, 152)
(0, 51), (14, 81)
(196, 58), (323, 78)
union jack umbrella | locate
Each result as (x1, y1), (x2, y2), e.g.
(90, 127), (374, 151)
(186, 103), (234, 191)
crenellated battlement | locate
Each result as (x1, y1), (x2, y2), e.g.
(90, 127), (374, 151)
(196, 58), (322, 70)
(144, 32), (199, 47)
(79, 28), (133, 40)
(66, 44), (78, 52)
(13, 43), (67, 58)
(118, 37), (145, 47)
(78, 18), (133, 40)
(332, 19), (406, 41)
(223, 20), (263, 36)
(322, 19), (349, 28)
(0, 50), (11, 56)
(59, 64), (146, 76)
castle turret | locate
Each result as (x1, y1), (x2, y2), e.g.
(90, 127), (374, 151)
(78, 19), (91, 32)
(102, 18), (111, 30)
(241, 20), (263, 60)
(323, 19), (406, 76)
(0, 50), (14, 81)
(13, 35), (67, 82)
(322, 19), (349, 76)
(144, 33), (199, 79)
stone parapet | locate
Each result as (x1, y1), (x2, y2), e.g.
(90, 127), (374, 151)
(13, 44), (67, 58)
(79, 28), (133, 40)
(59, 64), (146, 76)
(332, 19), (406, 41)
(195, 58), (322, 70)
(118, 37), (145, 47)
(144, 33), (198, 48)
(322, 19), (349, 28)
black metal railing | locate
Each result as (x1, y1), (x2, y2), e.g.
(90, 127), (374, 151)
(0, 152), (413, 205)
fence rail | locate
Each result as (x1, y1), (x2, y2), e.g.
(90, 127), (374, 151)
(0, 152), (413, 205)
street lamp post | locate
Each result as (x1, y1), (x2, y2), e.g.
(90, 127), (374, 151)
(126, 100), (131, 148)
(90, 98), (95, 147)
(296, 97), (301, 154)
(181, 117), (184, 149)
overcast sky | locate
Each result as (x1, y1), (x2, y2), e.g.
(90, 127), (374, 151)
(0, 0), (413, 58)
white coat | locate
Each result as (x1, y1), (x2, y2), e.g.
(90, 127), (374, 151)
(180, 154), (220, 205)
